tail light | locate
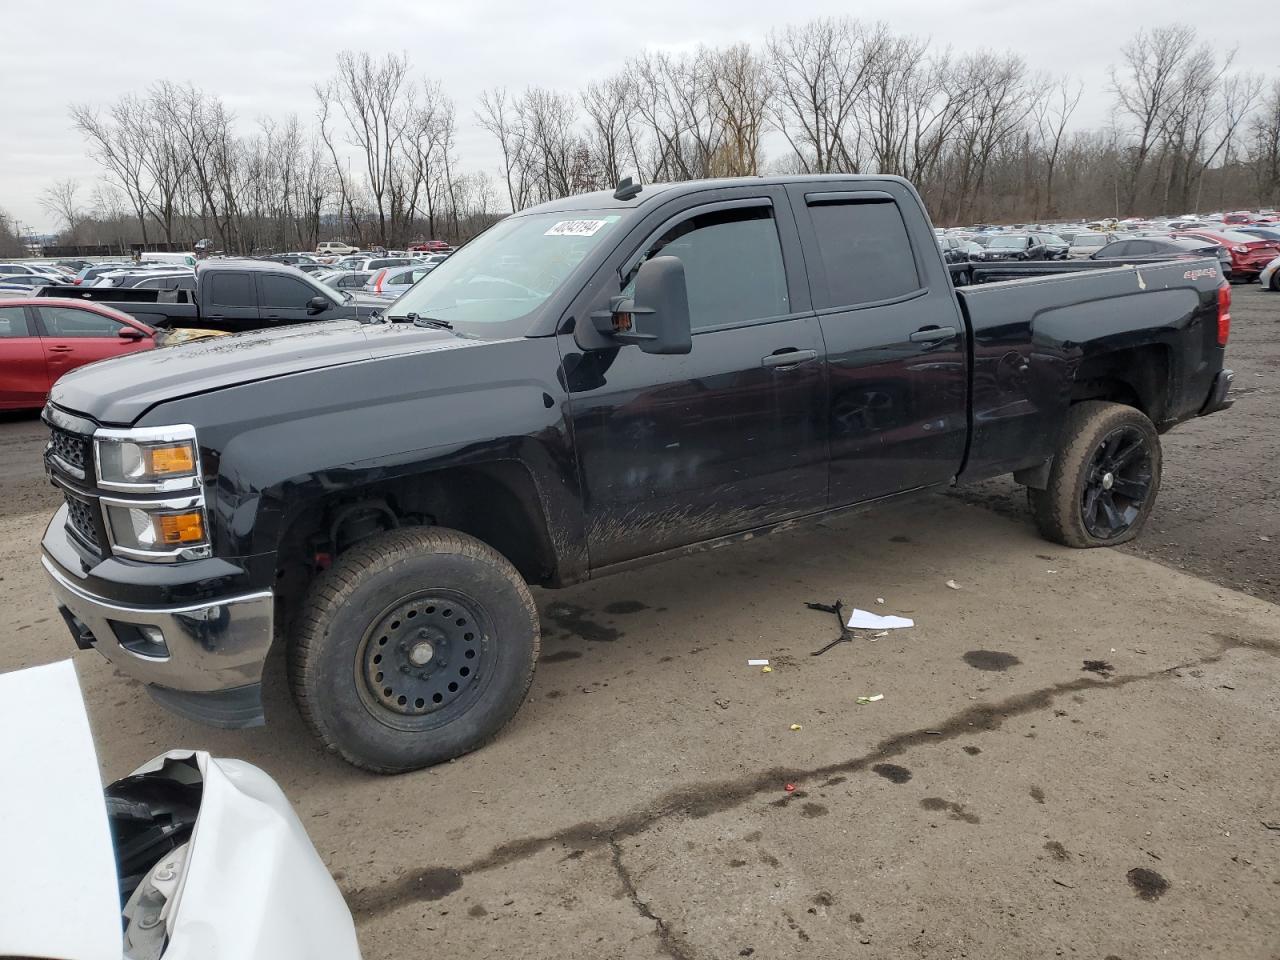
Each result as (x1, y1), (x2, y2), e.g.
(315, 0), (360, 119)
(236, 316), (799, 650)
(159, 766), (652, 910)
(1217, 283), (1231, 347)
(374, 269), (385, 293)
(73, 278), (82, 285)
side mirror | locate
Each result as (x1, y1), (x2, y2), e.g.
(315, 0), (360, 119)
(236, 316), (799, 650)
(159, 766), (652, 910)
(306, 296), (330, 315)
(118, 326), (147, 341)
(592, 256), (691, 355)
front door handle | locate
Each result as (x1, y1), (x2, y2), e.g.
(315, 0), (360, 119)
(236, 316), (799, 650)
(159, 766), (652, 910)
(47, 346), (73, 353)
(909, 326), (957, 343)
(762, 348), (818, 369)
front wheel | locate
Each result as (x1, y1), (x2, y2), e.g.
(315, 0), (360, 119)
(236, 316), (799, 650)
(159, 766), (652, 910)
(289, 527), (539, 773)
(1269, 271), (1280, 292)
(1028, 401), (1162, 548)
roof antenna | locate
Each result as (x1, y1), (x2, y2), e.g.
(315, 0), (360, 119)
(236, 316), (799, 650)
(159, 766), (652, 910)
(613, 176), (642, 201)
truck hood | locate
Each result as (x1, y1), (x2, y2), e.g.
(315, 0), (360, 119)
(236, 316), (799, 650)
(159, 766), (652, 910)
(51, 319), (464, 425)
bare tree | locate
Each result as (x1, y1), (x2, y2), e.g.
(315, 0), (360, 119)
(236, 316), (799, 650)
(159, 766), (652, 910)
(320, 51), (412, 245)
(39, 178), (85, 238)
(1034, 77), (1083, 218)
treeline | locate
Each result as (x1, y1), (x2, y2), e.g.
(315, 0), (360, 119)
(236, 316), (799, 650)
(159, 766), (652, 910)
(38, 20), (1280, 254)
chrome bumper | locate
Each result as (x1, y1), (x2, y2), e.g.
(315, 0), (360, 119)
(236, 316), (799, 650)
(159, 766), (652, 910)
(42, 555), (274, 727)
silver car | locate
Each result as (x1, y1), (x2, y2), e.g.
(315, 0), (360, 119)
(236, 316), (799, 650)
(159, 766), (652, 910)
(364, 264), (435, 299)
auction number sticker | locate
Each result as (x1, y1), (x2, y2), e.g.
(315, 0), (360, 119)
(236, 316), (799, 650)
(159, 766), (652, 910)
(545, 219), (611, 237)
(1183, 267), (1218, 280)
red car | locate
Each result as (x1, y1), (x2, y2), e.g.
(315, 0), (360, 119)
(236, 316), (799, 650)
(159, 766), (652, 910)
(0, 298), (155, 410)
(409, 240), (451, 253)
(1174, 229), (1280, 281)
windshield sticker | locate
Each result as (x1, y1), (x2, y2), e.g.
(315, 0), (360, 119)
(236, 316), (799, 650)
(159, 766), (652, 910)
(545, 219), (610, 237)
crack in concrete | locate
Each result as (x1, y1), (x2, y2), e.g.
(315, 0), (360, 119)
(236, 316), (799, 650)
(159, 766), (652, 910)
(346, 632), (1278, 923)
(608, 837), (694, 960)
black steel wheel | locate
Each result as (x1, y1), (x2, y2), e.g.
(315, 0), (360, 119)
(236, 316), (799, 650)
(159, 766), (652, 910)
(289, 526), (539, 773)
(1029, 401), (1162, 548)
(355, 591), (493, 729)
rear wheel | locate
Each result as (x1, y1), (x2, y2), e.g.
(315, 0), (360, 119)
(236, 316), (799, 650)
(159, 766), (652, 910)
(1270, 270), (1280, 292)
(289, 527), (539, 773)
(1028, 401), (1161, 548)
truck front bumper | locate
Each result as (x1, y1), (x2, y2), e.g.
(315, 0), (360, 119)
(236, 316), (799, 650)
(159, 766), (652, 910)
(42, 552), (274, 729)
(1200, 368), (1234, 416)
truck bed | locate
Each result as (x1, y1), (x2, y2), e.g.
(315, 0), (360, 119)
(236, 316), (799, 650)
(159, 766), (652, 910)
(953, 256), (1227, 482)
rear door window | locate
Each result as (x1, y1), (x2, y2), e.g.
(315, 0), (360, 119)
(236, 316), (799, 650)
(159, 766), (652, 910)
(209, 272), (255, 307)
(805, 196), (922, 308)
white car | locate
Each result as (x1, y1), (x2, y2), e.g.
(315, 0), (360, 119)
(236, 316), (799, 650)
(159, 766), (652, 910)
(0, 660), (362, 960)
(1260, 255), (1280, 291)
(1067, 232), (1114, 258)
(316, 241), (360, 256)
(0, 261), (68, 279)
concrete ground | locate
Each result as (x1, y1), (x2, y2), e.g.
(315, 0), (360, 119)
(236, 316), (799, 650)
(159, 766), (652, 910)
(0, 288), (1277, 959)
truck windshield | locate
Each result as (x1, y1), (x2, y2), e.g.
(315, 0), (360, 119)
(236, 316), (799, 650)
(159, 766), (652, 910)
(389, 212), (623, 329)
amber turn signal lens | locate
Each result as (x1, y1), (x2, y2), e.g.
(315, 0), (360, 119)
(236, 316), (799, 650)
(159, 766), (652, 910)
(148, 444), (196, 476)
(155, 511), (205, 545)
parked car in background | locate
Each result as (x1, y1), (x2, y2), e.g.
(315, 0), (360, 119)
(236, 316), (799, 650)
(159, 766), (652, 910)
(364, 264), (435, 298)
(1222, 212), (1255, 225)
(0, 262), (67, 280)
(1259, 256), (1280, 291)
(973, 234), (1050, 261)
(74, 264), (128, 286)
(1067, 232), (1113, 258)
(319, 269), (375, 292)
(1091, 236), (1232, 277)
(37, 260), (381, 332)
(297, 262), (329, 275)
(317, 240), (360, 256)
(1035, 233), (1069, 259)
(265, 253), (320, 266)
(0, 274), (53, 293)
(0, 298), (154, 409)
(1173, 228), (1280, 281)
(1235, 226), (1280, 244)
(410, 239), (451, 253)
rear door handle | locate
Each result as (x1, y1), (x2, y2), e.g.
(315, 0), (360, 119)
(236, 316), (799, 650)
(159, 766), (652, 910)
(47, 346), (73, 353)
(909, 326), (957, 343)
(762, 348), (818, 369)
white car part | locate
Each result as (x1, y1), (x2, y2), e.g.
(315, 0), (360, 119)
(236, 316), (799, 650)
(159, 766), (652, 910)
(0, 660), (122, 960)
(0, 660), (362, 960)
(1260, 254), (1280, 289)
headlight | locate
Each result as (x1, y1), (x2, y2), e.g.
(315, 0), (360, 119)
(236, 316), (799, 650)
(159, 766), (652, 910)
(94, 425), (200, 492)
(101, 495), (211, 562)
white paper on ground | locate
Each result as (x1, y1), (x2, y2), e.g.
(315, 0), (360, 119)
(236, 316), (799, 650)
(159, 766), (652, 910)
(847, 609), (914, 630)
(747, 659), (770, 666)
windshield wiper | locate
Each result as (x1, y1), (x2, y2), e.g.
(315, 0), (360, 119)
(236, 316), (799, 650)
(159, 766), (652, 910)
(409, 313), (453, 330)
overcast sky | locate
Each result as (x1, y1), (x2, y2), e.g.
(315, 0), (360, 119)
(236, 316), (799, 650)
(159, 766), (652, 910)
(3, 0), (1275, 232)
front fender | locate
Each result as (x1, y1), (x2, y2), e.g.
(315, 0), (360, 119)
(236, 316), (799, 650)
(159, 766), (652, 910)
(142, 336), (587, 584)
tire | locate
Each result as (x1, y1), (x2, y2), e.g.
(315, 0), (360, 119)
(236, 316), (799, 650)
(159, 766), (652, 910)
(289, 527), (539, 773)
(1028, 401), (1162, 548)
(1270, 271), (1280, 292)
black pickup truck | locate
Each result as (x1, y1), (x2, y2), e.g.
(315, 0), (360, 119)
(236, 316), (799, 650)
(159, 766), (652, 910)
(37, 259), (378, 333)
(39, 175), (1234, 773)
